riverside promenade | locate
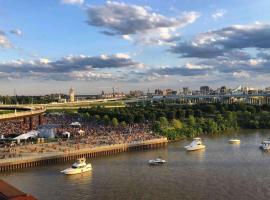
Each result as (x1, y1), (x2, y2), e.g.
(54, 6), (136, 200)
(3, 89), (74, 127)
(0, 138), (168, 172)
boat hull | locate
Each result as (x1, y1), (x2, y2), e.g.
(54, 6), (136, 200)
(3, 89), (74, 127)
(185, 145), (205, 151)
(61, 165), (92, 175)
(229, 140), (241, 144)
(260, 145), (270, 150)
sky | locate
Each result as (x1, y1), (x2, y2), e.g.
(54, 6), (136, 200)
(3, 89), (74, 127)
(0, 0), (270, 95)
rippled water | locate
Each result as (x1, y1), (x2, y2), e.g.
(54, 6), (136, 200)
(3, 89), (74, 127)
(2, 129), (270, 200)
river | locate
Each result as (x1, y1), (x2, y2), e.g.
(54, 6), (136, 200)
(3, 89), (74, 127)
(1, 129), (270, 200)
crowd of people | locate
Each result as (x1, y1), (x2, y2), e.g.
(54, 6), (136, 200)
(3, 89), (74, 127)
(0, 118), (40, 136)
(0, 113), (162, 159)
(46, 113), (161, 146)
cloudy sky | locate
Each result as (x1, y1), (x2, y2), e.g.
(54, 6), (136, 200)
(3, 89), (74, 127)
(0, 0), (270, 95)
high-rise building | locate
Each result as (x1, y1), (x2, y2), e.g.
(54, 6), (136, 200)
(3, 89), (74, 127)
(220, 86), (227, 95)
(130, 90), (144, 97)
(183, 87), (190, 95)
(69, 87), (75, 102)
(200, 86), (210, 95)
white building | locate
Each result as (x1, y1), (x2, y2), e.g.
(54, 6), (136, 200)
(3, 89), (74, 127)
(69, 87), (75, 102)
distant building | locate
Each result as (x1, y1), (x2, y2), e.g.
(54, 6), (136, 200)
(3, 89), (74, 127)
(130, 90), (144, 97)
(182, 87), (191, 95)
(69, 87), (75, 102)
(220, 86), (227, 95)
(154, 88), (176, 96)
(200, 86), (210, 95)
(265, 87), (270, 93)
(57, 94), (67, 103)
(100, 90), (125, 99)
(154, 89), (164, 96)
(147, 88), (152, 97)
(165, 89), (177, 96)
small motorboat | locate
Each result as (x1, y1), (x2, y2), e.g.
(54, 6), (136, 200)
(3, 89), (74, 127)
(61, 158), (92, 175)
(185, 137), (205, 151)
(148, 158), (166, 165)
(229, 138), (241, 144)
(260, 139), (270, 150)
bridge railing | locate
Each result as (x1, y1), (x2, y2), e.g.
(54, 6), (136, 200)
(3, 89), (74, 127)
(0, 106), (46, 120)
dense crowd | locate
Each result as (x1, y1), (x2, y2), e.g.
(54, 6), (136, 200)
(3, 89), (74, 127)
(46, 113), (160, 146)
(0, 113), (161, 159)
(0, 113), (160, 145)
(0, 118), (39, 136)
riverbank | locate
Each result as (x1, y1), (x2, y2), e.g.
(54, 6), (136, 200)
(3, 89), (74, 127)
(0, 138), (167, 172)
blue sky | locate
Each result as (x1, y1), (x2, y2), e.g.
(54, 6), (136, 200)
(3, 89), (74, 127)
(0, 0), (270, 95)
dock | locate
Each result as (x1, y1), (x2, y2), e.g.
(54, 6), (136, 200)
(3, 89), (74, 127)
(0, 138), (168, 172)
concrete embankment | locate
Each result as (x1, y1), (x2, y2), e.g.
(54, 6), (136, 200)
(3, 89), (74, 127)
(0, 138), (167, 172)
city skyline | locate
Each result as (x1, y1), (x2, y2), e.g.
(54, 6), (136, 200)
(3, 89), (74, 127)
(1, 0), (270, 95)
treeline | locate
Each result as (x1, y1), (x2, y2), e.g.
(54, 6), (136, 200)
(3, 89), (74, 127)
(78, 102), (270, 140)
(0, 95), (59, 104)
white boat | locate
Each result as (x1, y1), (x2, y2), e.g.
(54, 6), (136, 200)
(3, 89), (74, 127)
(185, 137), (206, 151)
(148, 158), (166, 165)
(61, 158), (92, 175)
(260, 139), (270, 150)
(229, 138), (241, 144)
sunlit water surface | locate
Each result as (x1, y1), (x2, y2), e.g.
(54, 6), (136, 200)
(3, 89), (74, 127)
(2, 130), (270, 200)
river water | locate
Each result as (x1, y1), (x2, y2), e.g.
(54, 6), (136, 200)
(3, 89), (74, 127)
(2, 129), (270, 200)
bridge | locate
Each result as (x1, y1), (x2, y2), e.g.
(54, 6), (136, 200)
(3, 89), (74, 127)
(0, 105), (46, 130)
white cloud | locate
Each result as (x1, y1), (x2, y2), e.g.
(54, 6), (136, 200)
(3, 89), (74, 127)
(61, 0), (84, 5)
(233, 71), (250, 78)
(0, 54), (144, 81)
(0, 31), (12, 48)
(212, 9), (226, 21)
(87, 1), (199, 45)
(170, 22), (270, 58)
(10, 29), (23, 36)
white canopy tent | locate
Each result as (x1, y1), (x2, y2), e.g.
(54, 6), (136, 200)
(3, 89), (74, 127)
(70, 122), (81, 127)
(61, 131), (70, 138)
(14, 130), (39, 140)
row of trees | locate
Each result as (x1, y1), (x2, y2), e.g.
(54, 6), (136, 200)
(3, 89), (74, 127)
(0, 95), (57, 104)
(153, 112), (237, 140)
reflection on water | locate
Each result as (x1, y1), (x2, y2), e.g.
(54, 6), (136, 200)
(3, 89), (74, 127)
(64, 171), (93, 182)
(185, 148), (206, 162)
(2, 129), (270, 200)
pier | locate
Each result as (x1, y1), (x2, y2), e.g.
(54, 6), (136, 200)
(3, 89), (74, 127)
(0, 138), (167, 172)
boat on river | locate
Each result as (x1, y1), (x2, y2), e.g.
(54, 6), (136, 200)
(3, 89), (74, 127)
(148, 158), (166, 165)
(229, 138), (241, 144)
(185, 137), (205, 151)
(260, 139), (270, 150)
(61, 158), (92, 175)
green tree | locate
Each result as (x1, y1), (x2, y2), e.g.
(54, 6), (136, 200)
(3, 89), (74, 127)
(103, 115), (110, 125)
(112, 117), (119, 127)
(120, 121), (127, 127)
(159, 117), (169, 128)
(171, 119), (183, 129)
(188, 115), (196, 127)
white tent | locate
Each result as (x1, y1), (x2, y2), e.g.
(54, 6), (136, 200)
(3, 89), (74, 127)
(62, 131), (70, 138)
(70, 122), (81, 127)
(14, 130), (39, 140)
(78, 130), (85, 136)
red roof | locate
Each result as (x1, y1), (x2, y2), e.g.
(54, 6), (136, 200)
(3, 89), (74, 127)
(0, 179), (37, 200)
